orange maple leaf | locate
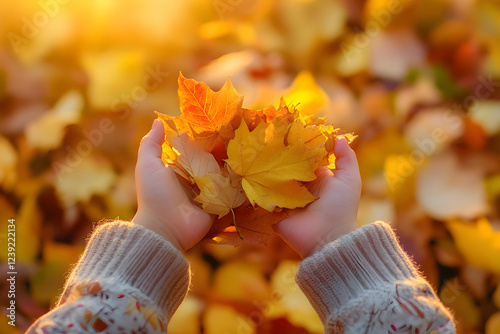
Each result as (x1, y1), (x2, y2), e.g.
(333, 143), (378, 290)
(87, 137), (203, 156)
(178, 72), (243, 134)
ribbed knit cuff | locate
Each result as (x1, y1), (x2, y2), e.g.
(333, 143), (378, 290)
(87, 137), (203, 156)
(296, 221), (420, 324)
(61, 221), (190, 322)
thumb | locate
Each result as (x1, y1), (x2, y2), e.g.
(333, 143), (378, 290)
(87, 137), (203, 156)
(332, 137), (360, 182)
(137, 119), (164, 168)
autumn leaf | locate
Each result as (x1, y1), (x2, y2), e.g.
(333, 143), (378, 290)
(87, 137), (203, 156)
(26, 91), (83, 150)
(285, 107), (344, 170)
(287, 121), (329, 147)
(205, 204), (288, 246)
(241, 108), (264, 131)
(268, 261), (323, 333)
(226, 120), (327, 211)
(156, 111), (193, 138)
(194, 172), (246, 218)
(178, 72), (243, 135)
(447, 218), (500, 274)
(156, 73), (353, 244)
(256, 97), (291, 123)
(169, 133), (220, 181)
(4, 1), (498, 330)
(156, 111), (219, 153)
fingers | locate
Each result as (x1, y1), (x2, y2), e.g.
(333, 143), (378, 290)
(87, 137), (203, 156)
(333, 137), (356, 170)
(138, 119), (164, 163)
(315, 166), (333, 178)
(333, 137), (361, 186)
(149, 119), (165, 145)
(306, 166), (333, 196)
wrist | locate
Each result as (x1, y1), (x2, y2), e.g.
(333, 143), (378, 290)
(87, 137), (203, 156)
(132, 210), (183, 252)
(307, 220), (358, 257)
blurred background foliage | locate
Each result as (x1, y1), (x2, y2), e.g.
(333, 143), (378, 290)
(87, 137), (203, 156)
(0, 0), (500, 333)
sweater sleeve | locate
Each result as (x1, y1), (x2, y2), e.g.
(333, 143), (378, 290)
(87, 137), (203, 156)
(296, 221), (456, 334)
(26, 221), (190, 333)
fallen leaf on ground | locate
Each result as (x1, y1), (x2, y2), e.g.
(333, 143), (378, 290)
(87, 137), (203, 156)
(447, 218), (500, 274)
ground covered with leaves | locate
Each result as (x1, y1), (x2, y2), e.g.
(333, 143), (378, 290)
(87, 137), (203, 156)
(0, 0), (500, 333)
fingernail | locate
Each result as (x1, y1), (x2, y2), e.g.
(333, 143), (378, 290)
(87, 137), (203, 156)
(152, 119), (160, 129)
(337, 136), (347, 144)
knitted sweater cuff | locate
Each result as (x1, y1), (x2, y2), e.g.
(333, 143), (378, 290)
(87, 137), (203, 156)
(61, 221), (190, 322)
(296, 221), (420, 324)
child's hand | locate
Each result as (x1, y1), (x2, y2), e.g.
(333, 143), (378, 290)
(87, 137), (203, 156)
(132, 119), (213, 251)
(274, 137), (362, 258)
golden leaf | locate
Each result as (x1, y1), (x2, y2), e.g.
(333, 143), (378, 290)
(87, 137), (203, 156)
(194, 172), (245, 218)
(226, 120), (326, 211)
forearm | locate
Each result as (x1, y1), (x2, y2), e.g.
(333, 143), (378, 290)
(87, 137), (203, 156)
(27, 221), (190, 333)
(296, 221), (456, 333)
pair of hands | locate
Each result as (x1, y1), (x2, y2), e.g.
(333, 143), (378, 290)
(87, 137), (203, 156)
(132, 120), (361, 258)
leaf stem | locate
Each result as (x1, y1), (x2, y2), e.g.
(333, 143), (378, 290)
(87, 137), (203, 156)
(231, 208), (243, 239)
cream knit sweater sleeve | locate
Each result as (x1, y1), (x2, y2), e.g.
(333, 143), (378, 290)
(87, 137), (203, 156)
(296, 221), (456, 334)
(27, 221), (189, 333)
(27, 220), (456, 333)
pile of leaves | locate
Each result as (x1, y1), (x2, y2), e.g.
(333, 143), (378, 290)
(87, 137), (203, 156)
(156, 73), (354, 245)
(2, 0), (500, 332)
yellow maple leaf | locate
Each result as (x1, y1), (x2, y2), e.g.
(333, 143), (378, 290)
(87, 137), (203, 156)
(288, 121), (342, 169)
(194, 172), (246, 218)
(226, 120), (326, 211)
(287, 121), (329, 147)
(156, 113), (186, 171)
